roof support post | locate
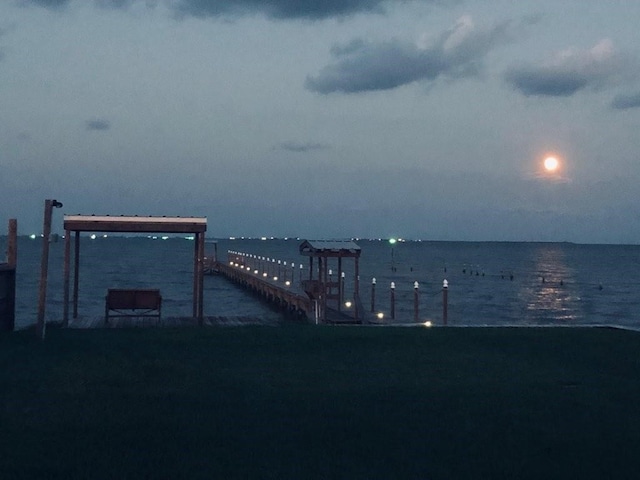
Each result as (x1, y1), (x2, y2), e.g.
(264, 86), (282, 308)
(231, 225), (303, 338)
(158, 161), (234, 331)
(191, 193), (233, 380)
(63, 229), (71, 327)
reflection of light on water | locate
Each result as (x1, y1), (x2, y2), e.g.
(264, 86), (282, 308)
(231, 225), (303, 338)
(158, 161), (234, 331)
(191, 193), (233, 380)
(520, 246), (580, 323)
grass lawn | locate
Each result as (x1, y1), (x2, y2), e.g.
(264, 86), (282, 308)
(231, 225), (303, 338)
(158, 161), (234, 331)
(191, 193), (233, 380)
(1, 325), (640, 479)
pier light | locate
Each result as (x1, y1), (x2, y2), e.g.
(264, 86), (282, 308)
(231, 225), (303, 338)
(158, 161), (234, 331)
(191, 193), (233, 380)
(278, 260), (281, 265)
(300, 264), (303, 269)
(285, 280), (291, 286)
(414, 281), (419, 289)
(341, 272), (345, 278)
(372, 277), (376, 285)
(423, 320), (432, 327)
(345, 301), (352, 308)
(254, 270), (258, 274)
(391, 282), (395, 289)
(273, 276), (278, 281)
(443, 279), (448, 288)
(377, 312), (384, 320)
(329, 269), (332, 275)
(246, 266), (251, 271)
(263, 272), (268, 277)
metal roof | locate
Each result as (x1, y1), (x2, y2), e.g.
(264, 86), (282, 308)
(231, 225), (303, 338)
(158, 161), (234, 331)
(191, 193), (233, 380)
(63, 215), (207, 233)
(299, 240), (361, 257)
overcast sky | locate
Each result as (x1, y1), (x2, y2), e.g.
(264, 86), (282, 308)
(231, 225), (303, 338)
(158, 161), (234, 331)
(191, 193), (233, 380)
(2, 0), (640, 242)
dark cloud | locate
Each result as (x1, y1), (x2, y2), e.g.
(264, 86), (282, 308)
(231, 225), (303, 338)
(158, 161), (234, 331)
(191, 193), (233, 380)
(170, 0), (453, 20)
(85, 119), (111, 131)
(505, 39), (629, 97)
(611, 91), (640, 110)
(306, 16), (510, 94)
(278, 141), (329, 153)
(504, 68), (588, 97)
(21, 0), (70, 8)
(95, 0), (135, 7)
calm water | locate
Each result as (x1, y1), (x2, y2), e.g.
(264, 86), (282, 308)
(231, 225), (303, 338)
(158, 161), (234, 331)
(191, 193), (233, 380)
(2, 236), (640, 329)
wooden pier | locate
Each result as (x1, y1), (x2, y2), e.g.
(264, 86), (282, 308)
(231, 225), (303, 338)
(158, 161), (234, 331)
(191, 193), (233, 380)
(218, 241), (367, 324)
(215, 260), (313, 321)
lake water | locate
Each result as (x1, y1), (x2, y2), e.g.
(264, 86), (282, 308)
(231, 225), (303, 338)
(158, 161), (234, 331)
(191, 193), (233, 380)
(2, 236), (639, 330)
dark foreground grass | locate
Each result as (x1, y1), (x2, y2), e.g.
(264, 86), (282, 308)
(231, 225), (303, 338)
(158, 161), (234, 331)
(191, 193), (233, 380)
(2, 325), (640, 479)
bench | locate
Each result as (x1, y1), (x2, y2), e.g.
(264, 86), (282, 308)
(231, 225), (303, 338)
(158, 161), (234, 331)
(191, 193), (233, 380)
(105, 288), (162, 325)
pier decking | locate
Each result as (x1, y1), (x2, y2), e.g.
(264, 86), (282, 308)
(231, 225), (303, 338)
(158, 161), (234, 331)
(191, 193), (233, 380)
(215, 261), (313, 320)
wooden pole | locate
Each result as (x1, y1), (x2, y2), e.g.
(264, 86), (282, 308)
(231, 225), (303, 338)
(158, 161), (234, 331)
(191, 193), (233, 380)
(193, 233), (199, 318)
(337, 257), (343, 312)
(198, 232), (205, 324)
(413, 281), (419, 323)
(73, 231), (80, 318)
(63, 229), (71, 327)
(370, 278), (376, 313)
(354, 256), (360, 322)
(442, 279), (448, 326)
(7, 219), (17, 268)
(36, 199), (62, 340)
(390, 282), (395, 320)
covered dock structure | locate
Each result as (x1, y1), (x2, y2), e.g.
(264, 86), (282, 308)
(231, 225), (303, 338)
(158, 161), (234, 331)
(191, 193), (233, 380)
(62, 215), (207, 326)
(299, 240), (362, 323)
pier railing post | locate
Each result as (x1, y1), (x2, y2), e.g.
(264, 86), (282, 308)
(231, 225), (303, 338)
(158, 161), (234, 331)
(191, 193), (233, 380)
(443, 279), (448, 326)
(413, 281), (419, 323)
(390, 282), (395, 320)
(370, 277), (376, 312)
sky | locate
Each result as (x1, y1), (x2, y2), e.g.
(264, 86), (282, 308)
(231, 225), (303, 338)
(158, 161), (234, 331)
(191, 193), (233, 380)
(2, 0), (640, 243)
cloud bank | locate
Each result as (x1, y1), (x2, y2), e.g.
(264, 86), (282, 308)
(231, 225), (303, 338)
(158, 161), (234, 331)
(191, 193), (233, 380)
(611, 91), (640, 110)
(305, 16), (510, 94)
(85, 119), (111, 131)
(505, 39), (631, 97)
(170, 0), (452, 21)
(278, 141), (330, 153)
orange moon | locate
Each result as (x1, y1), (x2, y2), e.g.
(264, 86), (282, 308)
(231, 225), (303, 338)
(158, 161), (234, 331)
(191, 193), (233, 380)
(544, 156), (559, 172)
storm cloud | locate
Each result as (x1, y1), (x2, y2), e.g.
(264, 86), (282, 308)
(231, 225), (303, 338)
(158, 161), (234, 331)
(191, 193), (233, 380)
(611, 91), (640, 110)
(505, 39), (630, 97)
(305, 16), (510, 94)
(278, 141), (330, 153)
(170, 0), (453, 21)
(85, 119), (111, 131)
(21, 0), (70, 7)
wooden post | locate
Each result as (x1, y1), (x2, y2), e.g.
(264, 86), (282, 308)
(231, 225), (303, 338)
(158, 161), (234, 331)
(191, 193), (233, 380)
(413, 281), (419, 323)
(36, 199), (62, 340)
(198, 232), (205, 324)
(370, 278), (376, 313)
(73, 231), (80, 318)
(63, 229), (71, 327)
(7, 219), (17, 267)
(337, 257), (343, 312)
(193, 233), (199, 318)
(354, 256), (360, 322)
(0, 219), (17, 332)
(390, 282), (395, 320)
(442, 279), (448, 326)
